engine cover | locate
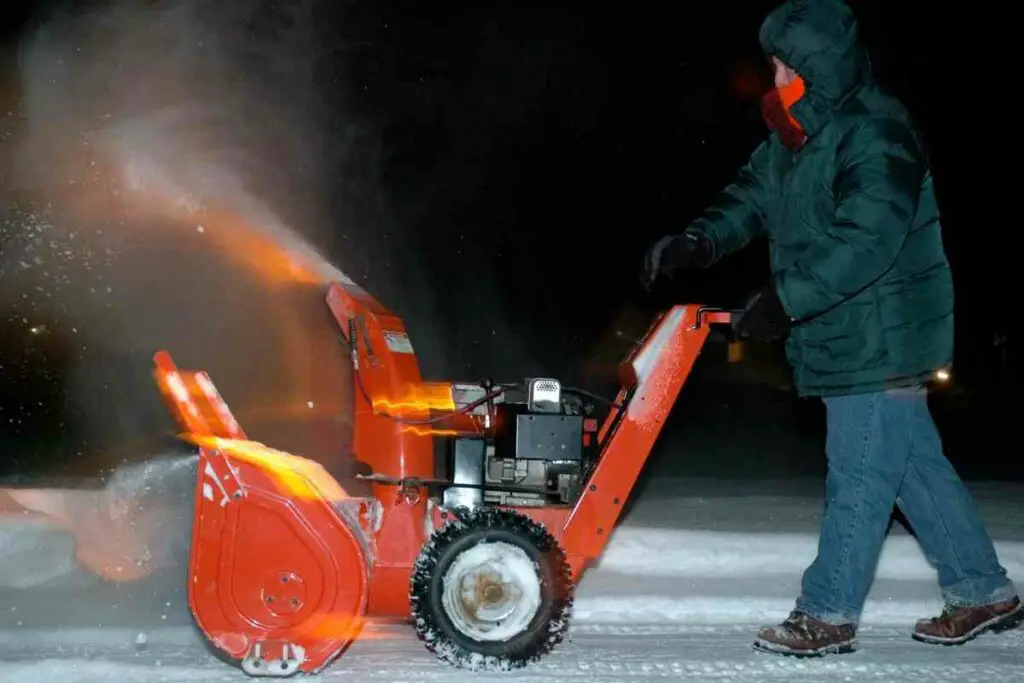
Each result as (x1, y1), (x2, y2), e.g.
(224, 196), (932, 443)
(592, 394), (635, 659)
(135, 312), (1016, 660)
(493, 408), (583, 462)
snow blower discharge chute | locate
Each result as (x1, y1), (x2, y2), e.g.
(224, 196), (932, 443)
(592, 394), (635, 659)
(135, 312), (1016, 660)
(151, 280), (737, 676)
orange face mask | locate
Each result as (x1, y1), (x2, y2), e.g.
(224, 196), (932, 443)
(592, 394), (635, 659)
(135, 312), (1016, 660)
(761, 76), (807, 150)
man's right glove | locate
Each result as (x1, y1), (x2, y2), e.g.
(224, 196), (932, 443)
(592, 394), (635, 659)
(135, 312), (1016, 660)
(642, 229), (714, 289)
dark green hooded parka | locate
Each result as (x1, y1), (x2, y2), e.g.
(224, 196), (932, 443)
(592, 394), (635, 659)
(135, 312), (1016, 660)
(692, 0), (953, 397)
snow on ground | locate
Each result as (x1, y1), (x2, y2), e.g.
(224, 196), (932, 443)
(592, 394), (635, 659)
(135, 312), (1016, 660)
(2, 476), (1023, 682)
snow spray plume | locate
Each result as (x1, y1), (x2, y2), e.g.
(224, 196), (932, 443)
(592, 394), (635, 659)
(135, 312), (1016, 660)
(15, 0), (347, 281)
(9, 0), (362, 479)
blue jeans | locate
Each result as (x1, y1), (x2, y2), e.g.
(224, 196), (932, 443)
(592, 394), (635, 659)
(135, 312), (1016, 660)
(796, 385), (1017, 626)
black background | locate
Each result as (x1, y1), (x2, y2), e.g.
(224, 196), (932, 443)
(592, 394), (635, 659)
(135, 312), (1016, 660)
(0, 1), (1013, 482)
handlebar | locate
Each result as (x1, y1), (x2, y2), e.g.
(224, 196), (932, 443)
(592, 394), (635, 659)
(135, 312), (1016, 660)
(616, 305), (742, 348)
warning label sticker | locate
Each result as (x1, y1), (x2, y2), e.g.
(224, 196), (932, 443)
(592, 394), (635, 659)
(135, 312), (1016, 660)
(383, 331), (415, 354)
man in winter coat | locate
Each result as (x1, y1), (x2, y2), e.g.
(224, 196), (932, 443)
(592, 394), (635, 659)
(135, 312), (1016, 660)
(644, 0), (1021, 657)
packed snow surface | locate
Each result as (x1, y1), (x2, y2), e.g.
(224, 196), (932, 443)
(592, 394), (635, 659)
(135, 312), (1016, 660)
(2, 476), (1023, 681)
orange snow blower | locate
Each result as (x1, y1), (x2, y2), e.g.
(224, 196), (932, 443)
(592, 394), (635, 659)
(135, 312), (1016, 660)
(151, 278), (735, 676)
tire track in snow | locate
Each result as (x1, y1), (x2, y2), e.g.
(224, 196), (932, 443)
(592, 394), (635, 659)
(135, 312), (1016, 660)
(2, 623), (1023, 682)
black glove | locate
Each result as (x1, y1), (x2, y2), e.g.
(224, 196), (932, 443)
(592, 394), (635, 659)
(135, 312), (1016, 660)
(641, 229), (713, 289)
(733, 282), (793, 341)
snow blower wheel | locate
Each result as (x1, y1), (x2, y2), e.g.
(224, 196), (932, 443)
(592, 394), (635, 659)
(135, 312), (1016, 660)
(410, 507), (573, 671)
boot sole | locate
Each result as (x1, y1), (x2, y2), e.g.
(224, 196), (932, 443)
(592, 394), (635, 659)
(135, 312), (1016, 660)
(752, 638), (857, 658)
(912, 604), (1024, 646)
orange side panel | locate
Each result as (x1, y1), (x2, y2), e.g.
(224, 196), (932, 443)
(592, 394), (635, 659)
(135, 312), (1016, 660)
(153, 351), (371, 673)
(189, 443), (369, 674)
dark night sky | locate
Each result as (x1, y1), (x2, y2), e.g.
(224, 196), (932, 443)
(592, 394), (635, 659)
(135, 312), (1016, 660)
(0, 1), (1014, 481)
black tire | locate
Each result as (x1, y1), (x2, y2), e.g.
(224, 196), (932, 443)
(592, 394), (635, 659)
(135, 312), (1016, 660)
(410, 507), (573, 671)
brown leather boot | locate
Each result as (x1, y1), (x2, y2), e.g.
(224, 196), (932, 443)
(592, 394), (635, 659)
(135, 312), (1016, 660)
(913, 596), (1023, 645)
(753, 610), (857, 657)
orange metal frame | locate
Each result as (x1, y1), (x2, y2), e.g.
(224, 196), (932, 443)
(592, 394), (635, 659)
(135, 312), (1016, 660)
(151, 279), (731, 675)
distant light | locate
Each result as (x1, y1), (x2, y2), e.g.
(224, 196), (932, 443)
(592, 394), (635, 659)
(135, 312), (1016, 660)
(934, 368), (951, 383)
(307, 401), (315, 409)
(28, 325), (44, 335)
(727, 341), (744, 363)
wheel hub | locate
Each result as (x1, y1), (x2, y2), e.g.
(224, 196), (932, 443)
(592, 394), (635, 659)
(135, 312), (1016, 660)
(441, 540), (542, 642)
(481, 579), (505, 605)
